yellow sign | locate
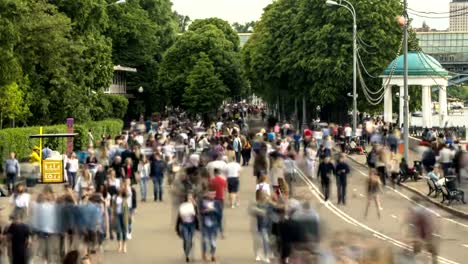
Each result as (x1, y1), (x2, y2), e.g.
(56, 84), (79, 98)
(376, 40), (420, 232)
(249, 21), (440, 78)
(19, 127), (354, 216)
(42, 160), (64, 183)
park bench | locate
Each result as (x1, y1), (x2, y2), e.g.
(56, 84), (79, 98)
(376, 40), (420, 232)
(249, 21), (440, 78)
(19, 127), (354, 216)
(426, 178), (443, 198)
(441, 180), (465, 205)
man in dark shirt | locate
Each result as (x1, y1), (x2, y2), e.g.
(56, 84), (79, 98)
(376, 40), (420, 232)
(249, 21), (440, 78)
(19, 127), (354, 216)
(335, 154), (351, 205)
(6, 216), (31, 264)
(150, 154), (166, 201)
(317, 157), (335, 201)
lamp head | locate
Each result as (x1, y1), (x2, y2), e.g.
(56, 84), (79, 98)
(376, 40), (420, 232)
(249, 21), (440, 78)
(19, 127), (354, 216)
(138, 86), (144, 93)
(115, 0), (126, 4)
(326, 0), (339, 6)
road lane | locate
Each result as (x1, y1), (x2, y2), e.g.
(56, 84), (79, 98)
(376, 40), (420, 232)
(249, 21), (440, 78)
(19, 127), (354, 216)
(295, 156), (468, 264)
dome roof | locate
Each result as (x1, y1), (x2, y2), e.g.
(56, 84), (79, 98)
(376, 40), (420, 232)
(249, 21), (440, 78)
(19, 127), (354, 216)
(383, 51), (448, 76)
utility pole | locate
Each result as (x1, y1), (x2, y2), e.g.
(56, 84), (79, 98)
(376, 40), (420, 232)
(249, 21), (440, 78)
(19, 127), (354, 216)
(403, 0), (409, 161)
(352, 7), (357, 137)
(302, 96), (307, 130)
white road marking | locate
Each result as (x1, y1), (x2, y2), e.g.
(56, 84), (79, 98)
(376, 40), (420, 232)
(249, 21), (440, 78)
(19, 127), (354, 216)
(373, 233), (387, 241)
(359, 193), (364, 197)
(462, 244), (468, 248)
(391, 214), (398, 219)
(354, 166), (468, 229)
(295, 165), (459, 264)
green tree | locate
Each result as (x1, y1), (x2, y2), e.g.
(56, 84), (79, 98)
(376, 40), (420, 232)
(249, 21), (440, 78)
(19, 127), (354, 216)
(174, 11), (191, 32)
(183, 53), (228, 118)
(189, 18), (241, 52)
(0, 82), (29, 128)
(106, 0), (177, 116)
(232, 21), (256, 33)
(159, 22), (245, 108)
(243, 0), (419, 122)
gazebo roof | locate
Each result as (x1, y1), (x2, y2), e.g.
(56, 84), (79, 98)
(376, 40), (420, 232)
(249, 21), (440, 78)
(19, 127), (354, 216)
(383, 51), (449, 76)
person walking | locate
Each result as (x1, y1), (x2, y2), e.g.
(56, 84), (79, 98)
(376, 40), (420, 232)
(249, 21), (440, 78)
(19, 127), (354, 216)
(317, 157), (335, 202)
(406, 196), (439, 264)
(305, 146), (318, 180)
(283, 153), (297, 197)
(364, 169), (383, 219)
(250, 189), (273, 263)
(209, 168), (227, 237)
(138, 155), (150, 202)
(233, 133), (242, 164)
(226, 157), (241, 208)
(66, 152), (79, 189)
(5, 213), (31, 264)
(112, 186), (130, 253)
(200, 189), (222, 262)
(175, 192), (198, 262)
(10, 183), (30, 221)
(335, 154), (350, 205)
(150, 154), (166, 202)
(5, 152), (20, 195)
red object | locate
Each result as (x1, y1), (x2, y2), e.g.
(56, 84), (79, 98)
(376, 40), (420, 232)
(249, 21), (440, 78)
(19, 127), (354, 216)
(210, 176), (227, 200)
(304, 129), (312, 137)
(126, 165), (132, 178)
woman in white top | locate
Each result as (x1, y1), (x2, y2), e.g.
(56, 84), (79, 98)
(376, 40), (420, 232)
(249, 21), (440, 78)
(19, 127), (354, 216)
(75, 169), (93, 200)
(10, 183), (30, 221)
(67, 152), (80, 189)
(305, 146), (318, 179)
(226, 158), (242, 208)
(256, 175), (271, 197)
(176, 193), (198, 262)
(138, 155), (150, 202)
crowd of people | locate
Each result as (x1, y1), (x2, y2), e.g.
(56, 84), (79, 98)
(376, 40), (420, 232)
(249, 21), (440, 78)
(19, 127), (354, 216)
(1, 103), (467, 264)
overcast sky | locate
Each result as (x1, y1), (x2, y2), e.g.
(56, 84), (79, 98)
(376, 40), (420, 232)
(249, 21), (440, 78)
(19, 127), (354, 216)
(171, 0), (452, 30)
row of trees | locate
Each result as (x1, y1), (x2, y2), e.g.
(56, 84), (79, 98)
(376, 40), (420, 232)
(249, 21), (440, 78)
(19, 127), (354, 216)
(242, 0), (420, 123)
(0, 0), (248, 126)
(0, 0), (177, 127)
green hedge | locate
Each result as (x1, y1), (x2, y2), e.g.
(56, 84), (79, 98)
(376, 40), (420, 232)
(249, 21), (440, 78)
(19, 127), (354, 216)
(0, 119), (123, 163)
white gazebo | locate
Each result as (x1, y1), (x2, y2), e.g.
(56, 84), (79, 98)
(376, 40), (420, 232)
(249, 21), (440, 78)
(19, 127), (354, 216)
(381, 51), (449, 128)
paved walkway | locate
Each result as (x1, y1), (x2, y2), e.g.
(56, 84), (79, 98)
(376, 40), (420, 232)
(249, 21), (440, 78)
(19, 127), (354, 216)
(346, 151), (468, 218)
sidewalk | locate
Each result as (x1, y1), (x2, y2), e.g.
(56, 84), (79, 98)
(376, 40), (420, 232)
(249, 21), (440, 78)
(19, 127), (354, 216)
(346, 151), (468, 219)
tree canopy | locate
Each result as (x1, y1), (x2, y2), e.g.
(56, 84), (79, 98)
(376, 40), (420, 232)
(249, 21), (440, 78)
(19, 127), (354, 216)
(243, 0), (419, 122)
(159, 18), (245, 116)
(0, 0), (178, 126)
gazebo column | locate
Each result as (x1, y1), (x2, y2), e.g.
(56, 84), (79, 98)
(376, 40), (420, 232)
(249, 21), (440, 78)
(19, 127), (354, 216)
(399, 86), (404, 128)
(383, 85), (393, 123)
(421, 85), (433, 128)
(439, 85), (448, 127)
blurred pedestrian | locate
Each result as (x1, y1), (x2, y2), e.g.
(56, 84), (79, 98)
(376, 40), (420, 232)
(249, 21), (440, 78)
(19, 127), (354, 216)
(175, 192), (198, 262)
(335, 154), (350, 205)
(5, 152), (20, 195)
(364, 169), (383, 219)
(5, 213), (31, 264)
(317, 157), (334, 202)
(200, 189), (222, 262)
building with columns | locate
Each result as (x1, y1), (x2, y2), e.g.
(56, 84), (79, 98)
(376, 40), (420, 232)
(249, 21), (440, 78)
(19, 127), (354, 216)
(381, 52), (449, 128)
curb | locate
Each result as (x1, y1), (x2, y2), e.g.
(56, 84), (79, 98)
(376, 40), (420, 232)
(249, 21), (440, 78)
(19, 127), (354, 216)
(345, 154), (468, 220)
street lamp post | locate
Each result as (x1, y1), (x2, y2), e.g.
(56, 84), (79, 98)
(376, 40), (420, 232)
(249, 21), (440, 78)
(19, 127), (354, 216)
(326, 0), (357, 136)
(107, 0), (126, 6)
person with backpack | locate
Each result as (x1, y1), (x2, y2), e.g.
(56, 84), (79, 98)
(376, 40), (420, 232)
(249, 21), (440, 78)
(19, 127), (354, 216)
(241, 137), (252, 166)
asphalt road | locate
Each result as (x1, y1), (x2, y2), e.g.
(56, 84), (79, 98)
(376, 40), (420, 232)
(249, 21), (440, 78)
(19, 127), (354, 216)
(293, 157), (468, 264)
(100, 155), (468, 264)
